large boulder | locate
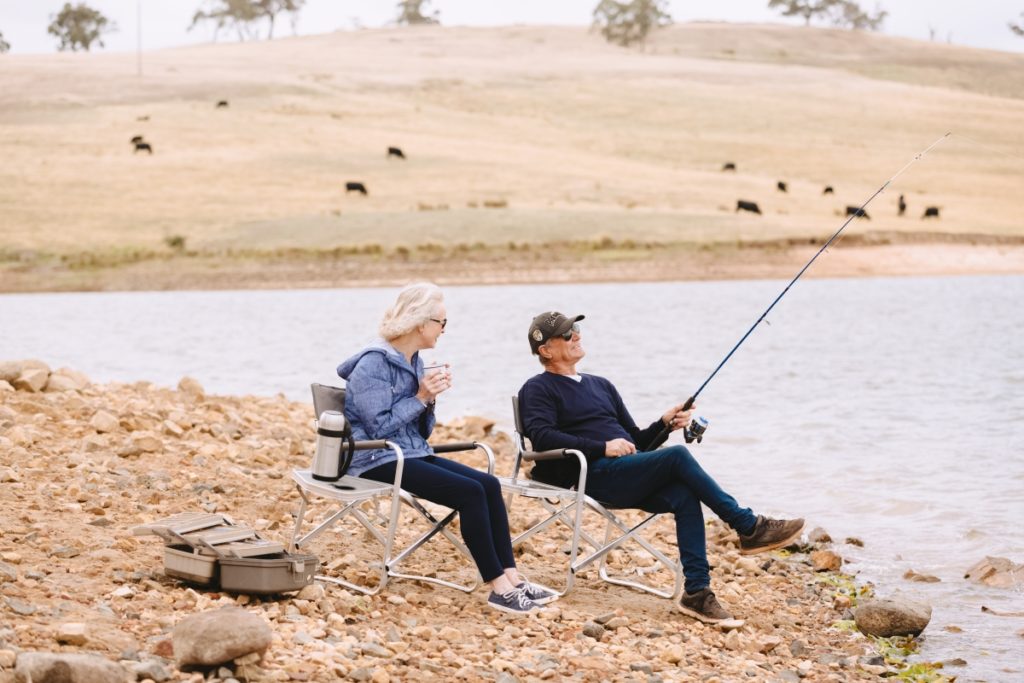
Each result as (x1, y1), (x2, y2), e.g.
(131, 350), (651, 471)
(854, 598), (932, 638)
(13, 368), (49, 393)
(15, 652), (131, 683)
(45, 368), (90, 392)
(172, 606), (272, 667)
(0, 359), (50, 383)
(964, 557), (1024, 589)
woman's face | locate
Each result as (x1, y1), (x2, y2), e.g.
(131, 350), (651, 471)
(418, 303), (447, 350)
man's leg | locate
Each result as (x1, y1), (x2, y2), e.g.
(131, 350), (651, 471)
(631, 481), (711, 594)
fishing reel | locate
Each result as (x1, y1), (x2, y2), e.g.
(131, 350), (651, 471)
(683, 416), (709, 444)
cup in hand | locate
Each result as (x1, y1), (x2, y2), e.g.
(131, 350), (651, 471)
(423, 361), (451, 388)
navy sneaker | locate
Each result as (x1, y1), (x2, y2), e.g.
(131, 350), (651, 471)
(487, 587), (540, 614)
(517, 578), (558, 605)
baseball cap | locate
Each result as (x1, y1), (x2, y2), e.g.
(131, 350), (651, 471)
(528, 311), (585, 355)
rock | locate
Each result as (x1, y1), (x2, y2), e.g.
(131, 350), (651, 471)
(90, 411), (120, 433)
(844, 537), (864, 547)
(172, 607), (272, 667)
(789, 639), (807, 657)
(0, 380), (12, 393)
(808, 527), (832, 544)
(56, 623), (89, 646)
(723, 629), (742, 651)
(0, 650), (16, 668)
(44, 374), (83, 393)
(14, 368), (49, 393)
(130, 433), (162, 453)
(3, 597), (36, 616)
(903, 569), (941, 583)
(810, 550), (842, 572)
(854, 598), (932, 638)
(15, 652), (131, 683)
(178, 377), (205, 399)
(964, 557), (1024, 589)
(0, 562), (17, 582)
(581, 622), (604, 640)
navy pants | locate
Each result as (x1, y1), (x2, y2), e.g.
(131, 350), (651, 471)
(361, 455), (515, 583)
(584, 445), (758, 594)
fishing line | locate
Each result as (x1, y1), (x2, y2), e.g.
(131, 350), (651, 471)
(653, 132), (951, 446)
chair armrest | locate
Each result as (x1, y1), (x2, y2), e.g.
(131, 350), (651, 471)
(353, 440), (389, 450)
(522, 448), (575, 462)
(431, 442), (478, 453)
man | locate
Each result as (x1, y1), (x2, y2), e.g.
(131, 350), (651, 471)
(518, 311), (804, 627)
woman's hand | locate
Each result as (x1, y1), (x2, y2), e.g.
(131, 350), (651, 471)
(417, 364), (452, 404)
(662, 403), (695, 432)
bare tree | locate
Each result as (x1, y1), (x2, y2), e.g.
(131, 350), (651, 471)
(257, 0), (305, 39)
(766, 0), (839, 27)
(0, 31), (9, 54)
(190, 0), (303, 40)
(1010, 12), (1024, 37)
(592, 0), (672, 47)
(396, 0), (440, 26)
(47, 3), (117, 52)
(827, 1), (887, 31)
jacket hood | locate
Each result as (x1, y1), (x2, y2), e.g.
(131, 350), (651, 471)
(337, 340), (415, 380)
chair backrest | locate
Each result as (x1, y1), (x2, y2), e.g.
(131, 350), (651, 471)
(312, 383), (346, 418)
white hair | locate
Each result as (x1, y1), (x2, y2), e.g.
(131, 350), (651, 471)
(378, 282), (444, 340)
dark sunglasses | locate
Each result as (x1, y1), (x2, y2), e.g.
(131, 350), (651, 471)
(429, 317), (447, 330)
(554, 322), (581, 342)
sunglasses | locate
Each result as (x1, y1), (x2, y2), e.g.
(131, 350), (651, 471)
(429, 317), (447, 330)
(554, 322), (581, 342)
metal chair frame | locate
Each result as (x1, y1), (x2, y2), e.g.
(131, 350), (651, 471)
(501, 395), (683, 599)
(288, 383), (495, 595)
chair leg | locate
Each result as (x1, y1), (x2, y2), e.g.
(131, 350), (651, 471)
(385, 493), (481, 593)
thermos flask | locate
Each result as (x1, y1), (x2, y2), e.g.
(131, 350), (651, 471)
(311, 410), (347, 481)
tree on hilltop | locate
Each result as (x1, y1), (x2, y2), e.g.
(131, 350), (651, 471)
(190, 0), (305, 41)
(47, 3), (117, 52)
(396, 1), (440, 26)
(592, 0), (672, 47)
(767, 0), (837, 26)
(1011, 12), (1024, 37)
(0, 31), (10, 54)
(768, 0), (886, 31)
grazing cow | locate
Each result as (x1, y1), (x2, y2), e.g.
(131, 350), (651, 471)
(346, 182), (368, 195)
(898, 194), (907, 216)
(722, 162), (736, 172)
(130, 135), (145, 144)
(823, 185), (834, 195)
(736, 200), (762, 215)
(777, 181), (788, 193)
(136, 115), (150, 122)
(387, 146), (406, 159)
(133, 141), (153, 154)
(845, 206), (870, 220)
(922, 206), (940, 219)
(216, 100), (229, 108)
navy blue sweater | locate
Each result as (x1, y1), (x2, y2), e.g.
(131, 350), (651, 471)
(518, 372), (668, 488)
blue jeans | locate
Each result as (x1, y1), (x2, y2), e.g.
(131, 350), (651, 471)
(361, 455), (515, 583)
(584, 445), (758, 594)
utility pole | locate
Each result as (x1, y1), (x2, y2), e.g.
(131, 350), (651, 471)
(136, 0), (142, 77)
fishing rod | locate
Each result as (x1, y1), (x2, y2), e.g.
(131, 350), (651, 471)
(658, 132), (951, 447)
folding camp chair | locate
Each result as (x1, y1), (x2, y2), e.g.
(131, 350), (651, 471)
(288, 383), (496, 595)
(501, 395), (683, 599)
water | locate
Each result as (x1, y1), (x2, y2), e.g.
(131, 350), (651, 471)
(2, 275), (1022, 680)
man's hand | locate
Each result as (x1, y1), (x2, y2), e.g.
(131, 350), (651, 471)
(605, 438), (637, 457)
(662, 403), (695, 432)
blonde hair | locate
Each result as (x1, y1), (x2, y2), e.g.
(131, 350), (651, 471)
(378, 282), (444, 340)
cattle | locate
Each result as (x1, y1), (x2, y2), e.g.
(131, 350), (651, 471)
(136, 115), (150, 122)
(346, 182), (368, 195)
(823, 185), (834, 195)
(387, 146), (406, 159)
(722, 162), (736, 172)
(898, 194), (907, 216)
(777, 181), (788, 193)
(922, 206), (940, 219)
(130, 135), (145, 144)
(133, 141), (153, 154)
(736, 200), (761, 215)
(845, 206), (870, 220)
(216, 100), (229, 108)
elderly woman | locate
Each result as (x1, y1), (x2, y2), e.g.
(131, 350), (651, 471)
(337, 282), (553, 614)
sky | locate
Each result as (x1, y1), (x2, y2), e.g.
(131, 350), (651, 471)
(1, 0), (1022, 55)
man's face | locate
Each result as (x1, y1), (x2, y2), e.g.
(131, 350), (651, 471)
(541, 325), (585, 365)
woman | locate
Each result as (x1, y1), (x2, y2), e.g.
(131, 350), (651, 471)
(337, 282), (554, 614)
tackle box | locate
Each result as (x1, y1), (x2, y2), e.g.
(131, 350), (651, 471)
(134, 512), (317, 594)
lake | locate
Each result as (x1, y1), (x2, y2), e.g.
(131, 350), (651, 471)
(2, 275), (1022, 681)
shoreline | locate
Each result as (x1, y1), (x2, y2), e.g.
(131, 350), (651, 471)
(0, 365), (938, 682)
(2, 235), (1024, 294)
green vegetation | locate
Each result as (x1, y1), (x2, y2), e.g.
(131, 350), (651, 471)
(47, 3), (116, 52)
(0, 30), (10, 53)
(592, 0), (671, 47)
(767, 0), (887, 31)
(1011, 12), (1024, 37)
(396, 1), (440, 26)
(189, 0), (306, 41)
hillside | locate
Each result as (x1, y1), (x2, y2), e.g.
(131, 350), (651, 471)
(1, 23), (1022, 274)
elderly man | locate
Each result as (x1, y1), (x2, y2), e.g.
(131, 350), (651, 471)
(518, 311), (804, 626)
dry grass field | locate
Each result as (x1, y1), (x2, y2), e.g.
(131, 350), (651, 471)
(1, 23), (1023, 289)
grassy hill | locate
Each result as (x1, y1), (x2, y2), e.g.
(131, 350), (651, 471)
(1, 23), (1023, 260)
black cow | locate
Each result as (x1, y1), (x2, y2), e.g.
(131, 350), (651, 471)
(130, 135), (145, 144)
(722, 162), (736, 172)
(133, 141), (153, 154)
(922, 206), (940, 219)
(387, 146), (406, 159)
(216, 100), (229, 108)
(823, 186), (834, 195)
(898, 194), (907, 217)
(736, 200), (761, 215)
(845, 206), (870, 220)
(346, 182), (368, 195)
(777, 181), (788, 193)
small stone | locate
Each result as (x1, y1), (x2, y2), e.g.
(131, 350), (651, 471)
(4, 597), (36, 616)
(14, 368), (49, 392)
(56, 622), (89, 645)
(844, 537), (864, 547)
(581, 622), (604, 640)
(90, 410), (120, 433)
(178, 377), (205, 398)
(808, 527), (832, 544)
(854, 598), (932, 638)
(811, 550), (842, 572)
(964, 556), (1024, 589)
(173, 606), (272, 667)
(16, 652), (128, 682)
(789, 639), (807, 657)
(0, 650), (16, 668)
(903, 569), (941, 583)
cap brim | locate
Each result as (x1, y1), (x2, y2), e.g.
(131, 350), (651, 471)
(553, 314), (585, 336)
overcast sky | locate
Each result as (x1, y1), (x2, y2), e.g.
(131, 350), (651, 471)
(2, 0), (1022, 54)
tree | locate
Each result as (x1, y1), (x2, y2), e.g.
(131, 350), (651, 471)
(47, 3), (116, 52)
(396, 1), (440, 26)
(256, 0), (305, 39)
(592, 0), (672, 47)
(0, 31), (10, 54)
(828, 1), (887, 30)
(767, 0), (838, 26)
(190, 0), (305, 41)
(1010, 13), (1024, 37)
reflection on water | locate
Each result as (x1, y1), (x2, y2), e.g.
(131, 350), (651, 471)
(2, 275), (1023, 681)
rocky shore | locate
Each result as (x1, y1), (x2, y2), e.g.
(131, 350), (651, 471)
(1, 361), (922, 682)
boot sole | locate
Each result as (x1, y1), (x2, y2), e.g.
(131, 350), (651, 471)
(677, 603), (745, 629)
(739, 522), (805, 556)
